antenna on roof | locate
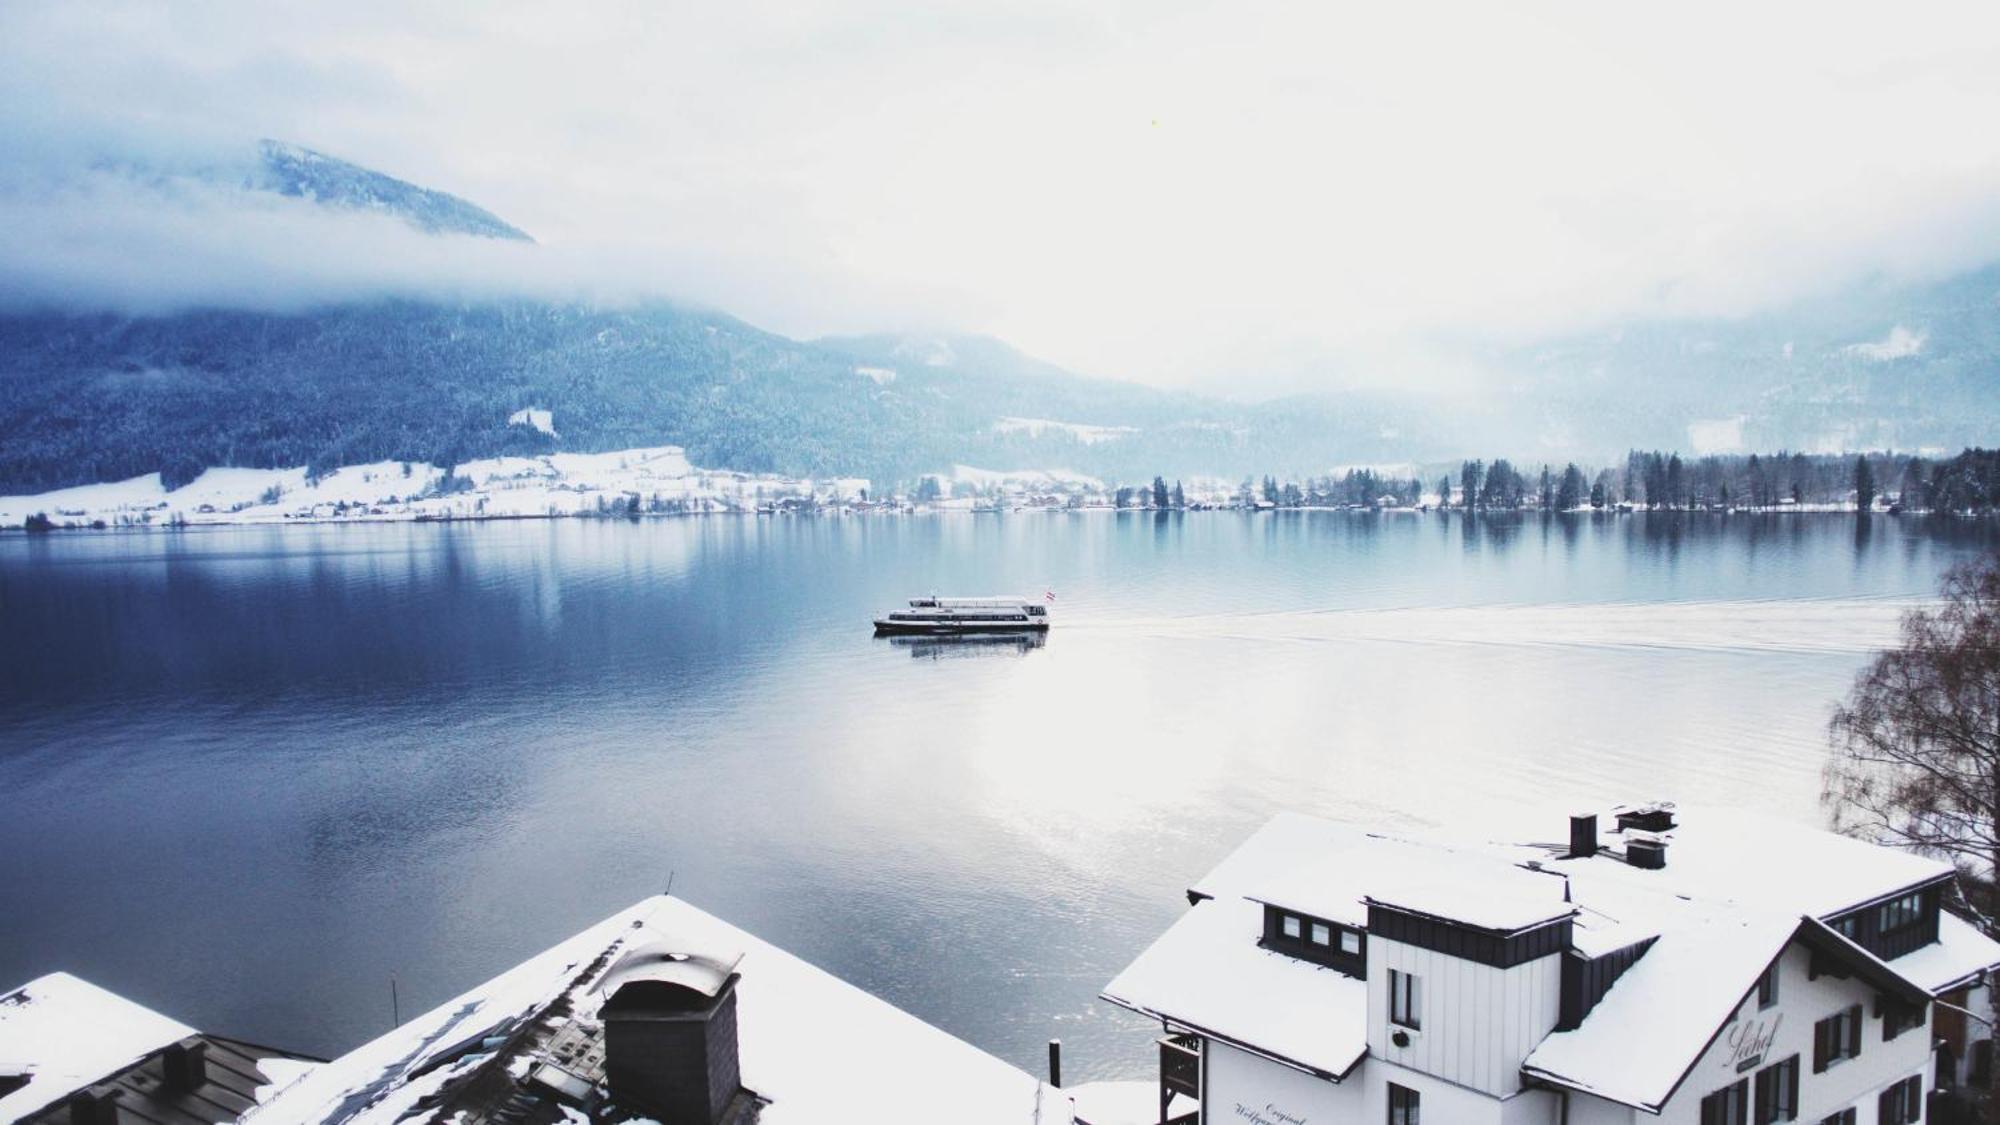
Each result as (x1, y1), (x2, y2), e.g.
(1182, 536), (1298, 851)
(666, 869), (676, 897)
(390, 972), (400, 1029)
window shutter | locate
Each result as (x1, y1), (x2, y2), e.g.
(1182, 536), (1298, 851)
(1846, 1005), (1862, 1057)
(1813, 1020), (1829, 1073)
(1878, 1084), (1896, 1125)
(1785, 1057), (1798, 1119)
(1753, 1069), (1770, 1123)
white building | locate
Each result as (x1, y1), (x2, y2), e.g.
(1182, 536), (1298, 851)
(1104, 804), (2000, 1125)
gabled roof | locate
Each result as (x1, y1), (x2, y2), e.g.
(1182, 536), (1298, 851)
(0, 972), (199, 1121)
(247, 895), (1061, 1125)
(1523, 914), (1936, 1113)
(1108, 815), (1374, 1078)
(1101, 895), (1368, 1080)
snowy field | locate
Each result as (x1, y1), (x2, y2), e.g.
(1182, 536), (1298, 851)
(0, 446), (869, 530)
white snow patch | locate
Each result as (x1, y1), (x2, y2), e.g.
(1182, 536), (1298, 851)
(0, 973), (196, 1121)
(1686, 416), (1746, 455)
(508, 408), (557, 437)
(992, 417), (1138, 445)
(252, 1057), (321, 1104)
(854, 366), (897, 385)
(1, 446), (872, 529)
(1843, 324), (1926, 360)
(949, 465), (1105, 492)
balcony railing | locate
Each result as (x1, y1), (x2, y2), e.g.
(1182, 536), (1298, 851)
(1158, 1033), (1201, 1123)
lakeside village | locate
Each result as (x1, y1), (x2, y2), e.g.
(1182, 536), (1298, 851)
(8, 800), (2000, 1125)
(3, 447), (1999, 533)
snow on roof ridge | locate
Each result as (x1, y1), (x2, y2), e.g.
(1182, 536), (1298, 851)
(249, 895), (1055, 1125)
(0, 971), (198, 1121)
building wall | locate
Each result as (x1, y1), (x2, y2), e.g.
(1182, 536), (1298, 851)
(1366, 935), (1563, 1097)
(1565, 1090), (1638, 1125)
(1203, 1044), (1560, 1125)
(1201, 1040), (1365, 1125)
(1656, 943), (1931, 1125)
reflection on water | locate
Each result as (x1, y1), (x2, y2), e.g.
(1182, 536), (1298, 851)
(886, 632), (1048, 660)
(0, 512), (1995, 1082)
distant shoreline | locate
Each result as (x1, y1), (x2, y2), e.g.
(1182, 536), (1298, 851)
(3, 502), (1965, 535)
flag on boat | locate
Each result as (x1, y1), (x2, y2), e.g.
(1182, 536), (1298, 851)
(1044, 590), (1056, 601)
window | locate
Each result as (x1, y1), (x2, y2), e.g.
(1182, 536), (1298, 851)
(1813, 1005), (1862, 1072)
(1817, 1111), (1854, 1125)
(1877, 1074), (1922, 1125)
(1282, 914), (1302, 939)
(1877, 892), (1924, 933)
(1833, 915), (1862, 940)
(1757, 963), (1780, 1010)
(1754, 1055), (1799, 1123)
(1341, 930), (1362, 955)
(1389, 969), (1422, 1031)
(1311, 922), (1331, 946)
(1701, 1078), (1749, 1125)
(1387, 1083), (1420, 1125)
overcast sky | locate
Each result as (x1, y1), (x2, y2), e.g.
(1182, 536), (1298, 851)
(4, 1), (2000, 391)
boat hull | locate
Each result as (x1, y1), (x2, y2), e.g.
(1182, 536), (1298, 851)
(873, 618), (1050, 635)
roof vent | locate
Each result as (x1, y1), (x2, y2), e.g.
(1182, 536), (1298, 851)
(1569, 814), (1599, 858)
(600, 944), (746, 1125)
(1627, 837), (1667, 870)
(162, 1038), (208, 1091)
(67, 1086), (122, 1125)
(1614, 803), (1676, 834)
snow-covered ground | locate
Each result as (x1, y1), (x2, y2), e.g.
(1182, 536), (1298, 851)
(0, 446), (870, 530)
(992, 417), (1139, 445)
(949, 464), (1106, 494)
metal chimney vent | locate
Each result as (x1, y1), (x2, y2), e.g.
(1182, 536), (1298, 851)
(1569, 814), (1599, 858)
(1627, 838), (1667, 869)
(599, 944), (746, 1125)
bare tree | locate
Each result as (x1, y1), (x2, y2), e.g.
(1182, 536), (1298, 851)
(1826, 552), (2000, 1112)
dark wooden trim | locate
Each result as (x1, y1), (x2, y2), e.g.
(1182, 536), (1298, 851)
(1823, 879), (1947, 962)
(1260, 905), (1367, 976)
(1367, 903), (1571, 969)
(1558, 937), (1657, 1031)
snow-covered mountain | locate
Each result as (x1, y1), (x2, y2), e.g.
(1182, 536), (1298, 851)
(0, 141), (1993, 496)
(252, 140), (532, 241)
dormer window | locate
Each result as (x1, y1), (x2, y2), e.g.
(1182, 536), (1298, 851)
(1877, 892), (1922, 933)
(1261, 905), (1366, 976)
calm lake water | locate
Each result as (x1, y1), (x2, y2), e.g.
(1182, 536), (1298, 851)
(2, 511), (1996, 1080)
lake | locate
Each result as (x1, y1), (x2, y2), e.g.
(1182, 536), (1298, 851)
(1, 511), (1995, 1081)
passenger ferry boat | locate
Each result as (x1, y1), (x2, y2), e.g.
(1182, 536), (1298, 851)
(872, 595), (1051, 635)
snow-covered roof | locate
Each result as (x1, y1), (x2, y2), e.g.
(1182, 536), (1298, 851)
(1240, 812), (1568, 928)
(1112, 803), (1995, 1111)
(1102, 895), (1368, 1078)
(1892, 911), (2000, 995)
(1106, 815), (1375, 1077)
(248, 895), (1062, 1125)
(0, 972), (197, 1121)
(1532, 808), (1955, 920)
(1523, 909), (1797, 1111)
(1524, 914), (1935, 1112)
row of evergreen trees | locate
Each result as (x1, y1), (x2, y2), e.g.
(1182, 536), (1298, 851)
(1437, 448), (2000, 512)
